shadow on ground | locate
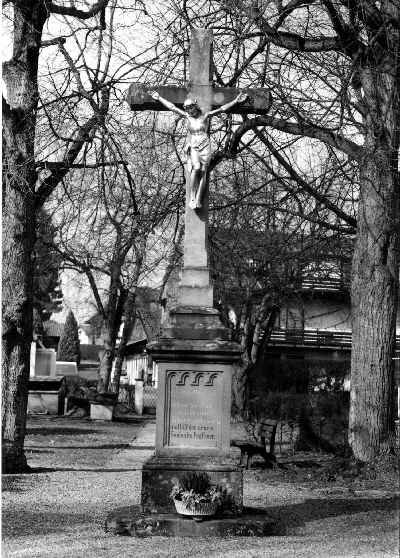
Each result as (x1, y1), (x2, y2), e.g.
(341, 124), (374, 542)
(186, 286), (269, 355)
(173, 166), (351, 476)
(2, 510), (96, 536)
(268, 496), (399, 535)
(26, 444), (130, 450)
(26, 427), (99, 436)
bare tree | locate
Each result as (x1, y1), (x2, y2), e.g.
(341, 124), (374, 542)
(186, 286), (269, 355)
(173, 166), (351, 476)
(49, 128), (182, 392)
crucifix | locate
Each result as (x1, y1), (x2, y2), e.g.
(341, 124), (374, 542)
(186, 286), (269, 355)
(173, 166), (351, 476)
(126, 28), (272, 310)
(111, 29), (274, 530)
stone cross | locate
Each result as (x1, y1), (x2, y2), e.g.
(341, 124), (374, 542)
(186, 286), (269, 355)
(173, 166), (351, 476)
(126, 28), (271, 311)
(119, 30), (273, 526)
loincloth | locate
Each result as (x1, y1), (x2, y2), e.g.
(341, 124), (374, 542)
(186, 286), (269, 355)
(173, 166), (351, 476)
(185, 136), (211, 170)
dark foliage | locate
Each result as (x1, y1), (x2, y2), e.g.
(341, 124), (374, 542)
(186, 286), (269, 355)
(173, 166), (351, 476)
(181, 472), (212, 495)
(33, 208), (63, 322)
(250, 359), (350, 395)
(80, 344), (102, 361)
(57, 310), (81, 364)
(32, 309), (45, 338)
(66, 378), (97, 399)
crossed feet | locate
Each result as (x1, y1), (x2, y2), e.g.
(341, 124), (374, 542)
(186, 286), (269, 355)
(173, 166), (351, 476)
(189, 198), (202, 209)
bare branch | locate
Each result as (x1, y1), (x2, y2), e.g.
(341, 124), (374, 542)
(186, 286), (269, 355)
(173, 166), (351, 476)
(35, 160), (128, 170)
(254, 130), (357, 228)
(225, 36), (268, 87)
(274, 0), (317, 28)
(57, 41), (100, 113)
(251, 1), (364, 57)
(35, 114), (99, 208)
(45, 0), (109, 21)
(41, 37), (66, 47)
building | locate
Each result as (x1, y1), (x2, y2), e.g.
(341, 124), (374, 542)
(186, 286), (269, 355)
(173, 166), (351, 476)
(264, 274), (400, 362)
(266, 274), (353, 362)
(43, 320), (64, 350)
(121, 308), (161, 386)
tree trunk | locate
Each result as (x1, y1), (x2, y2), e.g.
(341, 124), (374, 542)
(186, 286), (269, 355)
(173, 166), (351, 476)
(250, 293), (275, 363)
(349, 45), (400, 460)
(231, 314), (252, 419)
(2, 1), (46, 473)
(96, 250), (126, 392)
(2, 180), (36, 473)
(260, 305), (279, 360)
(97, 347), (114, 393)
(112, 291), (137, 394)
(231, 354), (250, 421)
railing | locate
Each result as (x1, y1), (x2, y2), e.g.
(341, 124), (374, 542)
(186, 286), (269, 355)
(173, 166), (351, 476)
(143, 385), (157, 408)
(269, 328), (400, 349)
(300, 277), (350, 291)
(144, 380), (157, 388)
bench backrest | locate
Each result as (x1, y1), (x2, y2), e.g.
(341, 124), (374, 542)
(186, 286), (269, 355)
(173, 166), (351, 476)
(257, 418), (278, 440)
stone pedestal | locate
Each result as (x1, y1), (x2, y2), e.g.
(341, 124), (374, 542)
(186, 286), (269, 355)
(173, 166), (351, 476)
(144, 338), (244, 515)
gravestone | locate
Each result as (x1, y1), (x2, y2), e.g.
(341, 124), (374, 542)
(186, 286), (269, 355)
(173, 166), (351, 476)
(55, 361), (78, 376)
(27, 376), (68, 415)
(30, 342), (56, 377)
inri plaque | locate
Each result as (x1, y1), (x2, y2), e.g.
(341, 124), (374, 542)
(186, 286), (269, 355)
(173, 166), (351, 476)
(166, 370), (222, 449)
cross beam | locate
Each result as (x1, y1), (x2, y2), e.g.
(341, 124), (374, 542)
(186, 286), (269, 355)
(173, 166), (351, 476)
(126, 84), (272, 114)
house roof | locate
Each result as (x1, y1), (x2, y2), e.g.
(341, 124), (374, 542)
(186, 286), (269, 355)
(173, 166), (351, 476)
(78, 324), (92, 336)
(135, 309), (161, 342)
(44, 321), (64, 337)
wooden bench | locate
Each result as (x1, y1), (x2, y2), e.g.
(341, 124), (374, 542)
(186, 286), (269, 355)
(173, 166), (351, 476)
(232, 419), (279, 470)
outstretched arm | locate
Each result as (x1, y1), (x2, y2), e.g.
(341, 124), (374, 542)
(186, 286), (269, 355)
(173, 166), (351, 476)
(150, 91), (186, 117)
(208, 92), (248, 117)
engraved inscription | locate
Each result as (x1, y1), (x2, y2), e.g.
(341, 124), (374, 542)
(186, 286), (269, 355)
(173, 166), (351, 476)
(167, 371), (221, 448)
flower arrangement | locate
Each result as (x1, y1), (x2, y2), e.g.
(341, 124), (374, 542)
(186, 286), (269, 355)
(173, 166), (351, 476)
(171, 472), (223, 509)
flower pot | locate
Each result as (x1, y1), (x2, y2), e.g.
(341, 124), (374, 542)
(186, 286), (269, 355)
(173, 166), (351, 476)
(173, 499), (219, 522)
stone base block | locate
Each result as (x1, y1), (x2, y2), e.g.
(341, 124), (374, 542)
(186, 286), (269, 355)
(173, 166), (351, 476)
(162, 325), (230, 341)
(106, 505), (277, 537)
(90, 403), (114, 421)
(28, 392), (60, 415)
(177, 285), (213, 307)
(141, 455), (243, 515)
(181, 267), (210, 287)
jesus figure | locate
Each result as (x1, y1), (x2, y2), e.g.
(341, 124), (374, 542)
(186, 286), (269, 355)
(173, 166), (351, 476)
(150, 91), (248, 209)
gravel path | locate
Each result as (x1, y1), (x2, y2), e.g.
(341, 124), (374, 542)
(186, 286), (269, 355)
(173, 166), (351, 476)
(2, 416), (399, 558)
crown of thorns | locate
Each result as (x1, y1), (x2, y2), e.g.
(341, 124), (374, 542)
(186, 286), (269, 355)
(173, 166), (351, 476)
(183, 98), (198, 108)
